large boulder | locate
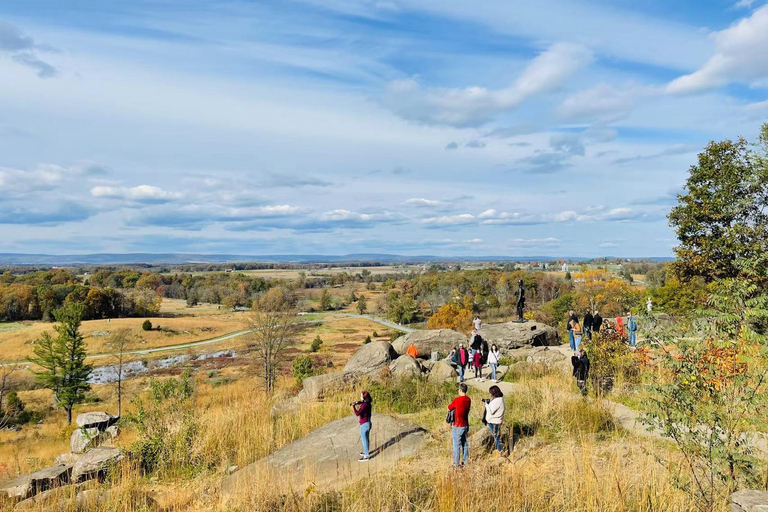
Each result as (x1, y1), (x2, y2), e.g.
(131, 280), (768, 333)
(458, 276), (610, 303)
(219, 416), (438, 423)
(70, 427), (101, 454)
(427, 361), (458, 384)
(221, 414), (426, 503)
(392, 330), (466, 357)
(482, 321), (559, 350)
(343, 340), (397, 376)
(469, 427), (496, 455)
(527, 347), (569, 373)
(72, 447), (123, 483)
(298, 372), (354, 401)
(731, 490), (768, 512)
(388, 355), (422, 378)
(75, 412), (118, 430)
(0, 464), (72, 500)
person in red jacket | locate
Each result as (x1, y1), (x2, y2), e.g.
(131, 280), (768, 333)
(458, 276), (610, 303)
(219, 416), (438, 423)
(352, 391), (373, 462)
(448, 383), (471, 467)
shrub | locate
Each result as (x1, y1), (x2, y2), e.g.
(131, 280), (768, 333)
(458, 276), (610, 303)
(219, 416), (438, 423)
(389, 330), (405, 342)
(310, 335), (323, 353)
(4, 391), (24, 416)
(141, 319), (153, 331)
(372, 331), (379, 338)
(291, 356), (317, 385)
(583, 330), (636, 393)
(128, 370), (199, 477)
(363, 335), (372, 344)
(367, 378), (456, 414)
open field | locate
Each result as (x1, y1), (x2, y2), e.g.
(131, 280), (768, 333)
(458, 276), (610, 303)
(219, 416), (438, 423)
(159, 265), (420, 280)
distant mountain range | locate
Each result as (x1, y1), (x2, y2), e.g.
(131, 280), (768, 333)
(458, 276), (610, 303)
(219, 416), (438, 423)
(0, 253), (673, 266)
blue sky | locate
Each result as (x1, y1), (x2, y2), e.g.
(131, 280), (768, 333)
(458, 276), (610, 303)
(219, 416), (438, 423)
(1, 0), (767, 258)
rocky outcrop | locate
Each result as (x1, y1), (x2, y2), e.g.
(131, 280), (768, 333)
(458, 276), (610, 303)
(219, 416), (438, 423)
(70, 427), (101, 454)
(298, 372), (353, 401)
(72, 447), (123, 483)
(343, 340), (398, 375)
(427, 361), (458, 384)
(482, 321), (559, 349)
(0, 464), (72, 500)
(221, 414), (427, 503)
(469, 427), (496, 455)
(389, 354), (422, 378)
(526, 347), (569, 371)
(392, 329), (467, 357)
(76, 412), (118, 430)
(731, 490), (768, 512)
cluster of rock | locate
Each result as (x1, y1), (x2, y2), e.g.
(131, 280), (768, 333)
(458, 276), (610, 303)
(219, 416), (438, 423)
(731, 490), (768, 512)
(296, 321), (559, 402)
(0, 412), (123, 508)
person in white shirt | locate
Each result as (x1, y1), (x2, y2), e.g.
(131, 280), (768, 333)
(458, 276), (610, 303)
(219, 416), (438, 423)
(484, 385), (506, 455)
(473, 316), (482, 332)
(487, 344), (501, 382)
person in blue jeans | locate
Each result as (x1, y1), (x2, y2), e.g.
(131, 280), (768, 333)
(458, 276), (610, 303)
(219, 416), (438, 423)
(452, 344), (470, 382)
(627, 312), (638, 347)
(352, 391), (373, 462)
(448, 383), (471, 466)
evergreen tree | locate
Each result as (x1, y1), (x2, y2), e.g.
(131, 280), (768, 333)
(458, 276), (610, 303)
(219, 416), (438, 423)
(356, 294), (368, 315)
(31, 304), (92, 424)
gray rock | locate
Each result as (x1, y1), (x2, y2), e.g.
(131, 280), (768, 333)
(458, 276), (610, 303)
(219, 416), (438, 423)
(526, 347), (569, 370)
(105, 425), (120, 439)
(482, 321), (559, 349)
(0, 463), (72, 500)
(221, 414), (426, 502)
(72, 447), (123, 483)
(70, 427), (101, 454)
(342, 340), (397, 375)
(430, 351), (440, 361)
(392, 330), (466, 357)
(298, 372), (354, 401)
(388, 355), (422, 378)
(75, 411), (118, 430)
(427, 361), (458, 384)
(731, 490), (768, 512)
(469, 427), (495, 455)
(53, 453), (80, 465)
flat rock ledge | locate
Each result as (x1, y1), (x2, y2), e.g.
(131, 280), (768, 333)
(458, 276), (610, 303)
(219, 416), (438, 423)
(732, 490), (768, 512)
(220, 413), (426, 504)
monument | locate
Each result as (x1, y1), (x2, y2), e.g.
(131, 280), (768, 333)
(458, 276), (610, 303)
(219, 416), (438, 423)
(515, 279), (526, 322)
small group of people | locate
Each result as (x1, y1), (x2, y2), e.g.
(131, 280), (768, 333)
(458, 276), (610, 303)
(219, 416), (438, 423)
(447, 383), (506, 466)
(566, 310), (639, 348)
(448, 332), (502, 383)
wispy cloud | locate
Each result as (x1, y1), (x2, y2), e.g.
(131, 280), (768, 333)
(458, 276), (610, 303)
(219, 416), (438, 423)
(0, 23), (57, 78)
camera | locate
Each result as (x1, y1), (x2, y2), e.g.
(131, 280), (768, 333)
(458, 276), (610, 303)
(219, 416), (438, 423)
(482, 398), (490, 404)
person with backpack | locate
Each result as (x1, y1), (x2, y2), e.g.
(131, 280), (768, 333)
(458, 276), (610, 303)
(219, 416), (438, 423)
(571, 349), (590, 396)
(452, 343), (470, 382)
(487, 344), (501, 383)
(470, 331), (483, 362)
(627, 312), (638, 348)
(484, 385), (506, 454)
(351, 391), (373, 462)
(572, 318), (583, 351)
(448, 383), (471, 467)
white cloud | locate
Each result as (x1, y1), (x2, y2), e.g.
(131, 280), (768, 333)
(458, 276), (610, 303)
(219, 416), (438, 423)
(464, 238), (483, 243)
(381, 43), (593, 127)
(600, 242), (619, 248)
(510, 237), (561, 245)
(668, 5), (768, 93)
(735, 0), (756, 9)
(422, 214), (475, 226)
(559, 84), (643, 122)
(91, 185), (181, 203)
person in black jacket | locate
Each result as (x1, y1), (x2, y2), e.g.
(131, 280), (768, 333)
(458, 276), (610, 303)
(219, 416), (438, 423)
(571, 349), (590, 396)
(592, 310), (603, 333)
(583, 310), (594, 340)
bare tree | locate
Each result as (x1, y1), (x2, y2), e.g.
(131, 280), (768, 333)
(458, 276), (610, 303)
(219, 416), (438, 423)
(0, 364), (19, 428)
(105, 328), (133, 418)
(245, 287), (298, 392)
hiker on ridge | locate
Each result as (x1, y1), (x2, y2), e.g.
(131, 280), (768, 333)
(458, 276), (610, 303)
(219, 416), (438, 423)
(472, 348), (483, 382)
(473, 316), (482, 332)
(487, 343), (501, 383)
(448, 383), (471, 467)
(452, 343), (470, 382)
(351, 390), (373, 462)
(406, 343), (419, 358)
(627, 312), (638, 348)
(583, 310), (594, 340)
(566, 310), (578, 350)
(571, 349), (590, 396)
(593, 310), (603, 333)
(572, 317), (583, 351)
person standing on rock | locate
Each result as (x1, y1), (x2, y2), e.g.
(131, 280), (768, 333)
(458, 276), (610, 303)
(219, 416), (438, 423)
(406, 343), (419, 359)
(453, 344), (470, 382)
(473, 316), (482, 332)
(448, 383), (471, 467)
(487, 344), (501, 383)
(470, 331), (483, 362)
(567, 310), (578, 350)
(571, 349), (590, 396)
(583, 310), (594, 341)
(352, 391), (373, 462)
(593, 310), (602, 333)
(484, 385), (506, 454)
